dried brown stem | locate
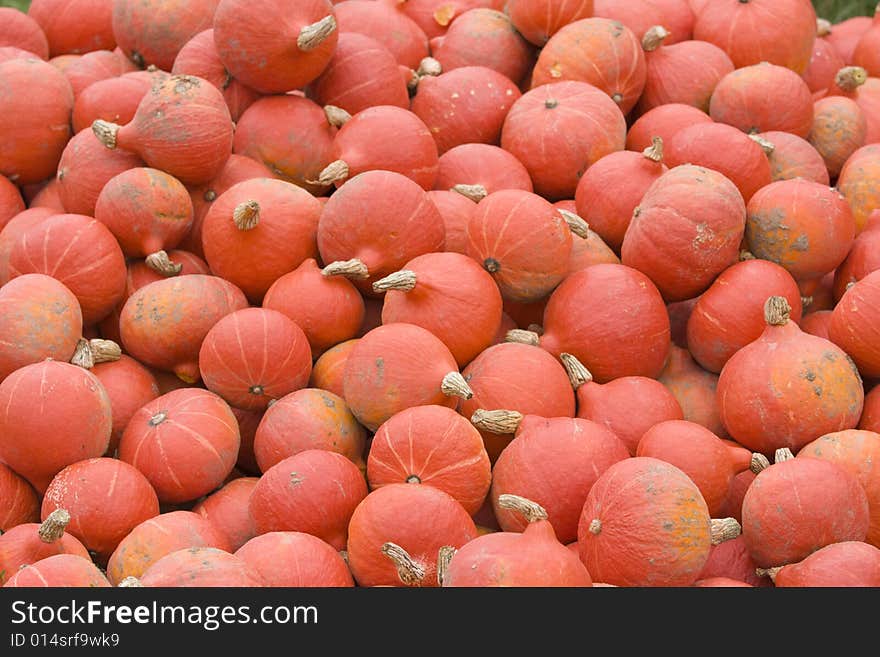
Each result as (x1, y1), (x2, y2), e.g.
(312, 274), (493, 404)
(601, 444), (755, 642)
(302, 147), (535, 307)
(451, 184), (487, 203)
(298, 15), (337, 52)
(324, 105), (351, 128)
(91, 120), (119, 149)
(710, 518), (742, 545)
(436, 546), (456, 587)
(749, 134), (775, 155)
(558, 209), (590, 239)
(38, 509), (70, 543)
(497, 494), (549, 523)
(440, 372), (473, 400)
(470, 409), (523, 434)
(372, 270), (417, 293)
(381, 542), (425, 586)
(560, 352), (593, 389)
(321, 259), (370, 280)
(233, 200), (260, 230)
(311, 159), (350, 187)
(764, 296), (791, 326)
(145, 250), (182, 276)
(642, 25), (671, 52)
(774, 447), (795, 463)
(835, 66), (868, 92)
(750, 452), (771, 474)
(642, 136), (664, 163)
(504, 329), (540, 346)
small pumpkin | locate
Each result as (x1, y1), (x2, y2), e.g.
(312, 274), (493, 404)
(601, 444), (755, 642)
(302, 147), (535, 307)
(138, 547), (263, 587)
(0, 510), (90, 586)
(829, 270), (880, 380)
(4, 553), (111, 588)
(626, 103), (713, 152)
(837, 144), (880, 234)
(758, 130), (831, 185)
(236, 532), (354, 587)
(0, 463), (40, 532)
(766, 541), (880, 587)
(310, 339), (358, 399)
(808, 94), (867, 178)
(434, 144), (533, 201)
(192, 477), (259, 552)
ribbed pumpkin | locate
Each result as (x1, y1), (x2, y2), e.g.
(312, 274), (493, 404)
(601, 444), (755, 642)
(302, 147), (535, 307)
(309, 339), (358, 399)
(499, 0), (594, 46)
(375, 252), (502, 366)
(658, 345), (727, 438)
(91, 355), (159, 455)
(249, 449), (367, 550)
(717, 297), (864, 456)
(746, 179), (855, 285)
(767, 541), (880, 587)
(334, 0), (429, 69)
(531, 18), (646, 115)
(742, 452), (869, 567)
(0, 274), (82, 382)
(625, 103), (713, 152)
(664, 122), (772, 203)
(70, 70), (153, 134)
(367, 405), (491, 515)
(829, 270), (880, 379)
(759, 130), (831, 185)
(342, 323), (473, 432)
(687, 259), (804, 373)
(0, 57), (74, 185)
(0, 361), (111, 493)
(191, 477), (258, 552)
(92, 74), (234, 186)
(434, 144), (533, 201)
(0, 463), (40, 532)
(0, 510), (90, 586)
(346, 483), (478, 587)
(5, 554), (111, 588)
(253, 388), (366, 473)
(575, 138), (667, 252)
(139, 547), (264, 587)
(808, 95), (867, 178)
(490, 415), (629, 544)
(834, 212), (880, 300)
(105, 510), (231, 584)
(236, 532), (354, 587)
(0, 7), (49, 58)
(697, 536), (770, 588)
(411, 66), (522, 155)
(118, 388), (240, 503)
(837, 144), (880, 234)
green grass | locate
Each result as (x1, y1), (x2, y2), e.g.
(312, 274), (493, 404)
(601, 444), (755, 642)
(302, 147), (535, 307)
(0, 0), (30, 10)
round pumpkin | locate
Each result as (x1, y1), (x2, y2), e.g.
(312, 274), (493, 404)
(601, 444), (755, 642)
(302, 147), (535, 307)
(236, 532), (354, 587)
(504, 0), (593, 46)
(59, 48), (132, 98)
(834, 212), (880, 300)
(0, 7), (49, 58)
(0, 463), (40, 532)
(853, 23), (880, 77)
(808, 95), (867, 178)
(759, 130), (831, 185)
(769, 541), (880, 587)
(427, 190), (475, 255)
(0, 510), (90, 586)
(91, 355), (159, 455)
(0, 175), (24, 229)
(434, 144), (533, 201)
(4, 553), (111, 588)
(310, 339), (358, 399)
(804, 26), (848, 98)
(139, 547), (264, 587)
(658, 345), (727, 437)
(70, 69), (153, 134)
(191, 477), (259, 552)
(334, 0), (429, 69)
(837, 144), (880, 234)
(697, 536), (771, 588)
(824, 15), (874, 64)
(829, 270), (880, 379)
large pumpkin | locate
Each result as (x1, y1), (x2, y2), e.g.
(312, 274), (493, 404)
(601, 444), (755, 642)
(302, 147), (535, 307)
(0, 510), (90, 586)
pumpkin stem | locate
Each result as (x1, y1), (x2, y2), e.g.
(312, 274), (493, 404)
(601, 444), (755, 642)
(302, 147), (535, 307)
(835, 66), (868, 92)
(38, 509), (70, 543)
(312, 159), (350, 187)
(470, 409), (524, 434)
(324, 104), (352, 128)
(70, 338), (121, 369)
(440, 372), (473, 400)
(558, 209), (590, 239)
(641, 25), (670, 52)
(801, 295), (814, 310)
(149, 411), (167, 426)
(338, 550), (349, 565)
(322, 258), (370, 280)
(417, 57), (442, 79)
(755, 566), (782, 582)
(560, 352), (593, 389)
(588, 519), (602, 535)
(817, 18), (833, 37)
(145, 250), (183, 276)
(381, 542), (426, 586)
(91, 120), (119, 149)
(750, 452), (771, 474)
(297, 15), (337, 52)
(483, 257), (501, 273)
(642, 136), (664, 163)
(372, 269), (417, 293)
(710, 518), (742, 545)
(436, 546), (456, 587)
(497, 494), (549, 523)
(204, 189), (217, 202)
(748, 134), (775, 155)
(233, 200), (260, 230)
(451, 184), (487, 203)
(739, 249), (756, 261)
(504, 329), (540, 346)
(527, 323), (544, 336)
(774, 447), (795, 463)
(763, 296), (791, 326)
(117, 576), (144, 587)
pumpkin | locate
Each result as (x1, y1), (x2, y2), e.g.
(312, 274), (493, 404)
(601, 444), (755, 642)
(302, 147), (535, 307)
(253, 388), (366, 473)
(0, 46), (35, 64)
(0, 463), (40, 532)
(803, 36), (847, 99)
(767, 541), (880, 587)
(358, 299), (384, 337)
(441, 495), (592, 587)
(139, 547), (263, 587)
(490, 415), (629, 544)
(0, 175), (24, 228)
(575, 137), (667, 252)
(426, 190), (475, 255)
(1, 209), (58, 280)
(4, 554), (111, 587)
(105, 510), (231, 584)
(192, 477), (258, 552)
(578, 456), (735, 586)
(91, 355), (159, 455)
(808, 95), (867, 179)
(0, 7), (49, 58)
(829, 270), (880, 379)
(800, 270), (837, 314)
(118, 388), (240, 503)
(693, 576), (752, 587)
(59, 49), (132, 98)
(315, 105), (438, 190)
(853, 23), (880, 77)
(230, 407), (261, 475)
(697, 536), (771, 587)
(434, 144), (532, 201)
(0, 361), (111, 493)
(742, 451), (869, 567)
(504, 0), (594, 46)
(346, 483), (478, 587)
(709, 62), (815, 138)
(837, 144), (880, 234)
(666, 297), (697, 349)
(249, 449), (367, 550)
(0, 510), (90, 586)
(687, 259), (804, 373)
(309, 339), (358, 399)
(307, 32), (408, 115)
(0, 274), (82, 382)
(236, 532), (354, 587)
(119, 274), (248, 382)
(758, 130), (831, 185)
(112, 0), (219, 70)
(70, 70), (152, 134)
(658, 345), (727, 438)
(530, 18), (646, 116)
(367, 405), (491, 515)
(799, 309), (833, 340)
(375, 252), (502, 366)
(637, 26), (734, 115)
(663, 122), (772, 203)
(342, 323), (473, 432)
(717, 297), (864, 456)
(410, 66), (522, 155)
(563, 211), (621, 273)
(824, 15), (874, 64)
(92, 74), (234, 186)
(334, 0), (429, 69)
(834, 212), (880, 300)
(592, 0), (666, 47)
(625, 103), (712, 152)
(0, 57), (74, 185)
(317, 170), (445, 296)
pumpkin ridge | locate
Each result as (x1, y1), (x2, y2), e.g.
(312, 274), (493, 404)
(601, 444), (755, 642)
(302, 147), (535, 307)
(206, 337), (252, 388)
(410, 413), (459, 476)
(488, 194), (533, 258)
(162, 418), (233, 477)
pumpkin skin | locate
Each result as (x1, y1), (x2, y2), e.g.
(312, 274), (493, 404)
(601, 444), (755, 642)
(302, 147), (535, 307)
(853, 24), (880, 77)
(490, 416), (629, 544)
(824, 16), (874, 64)
(0, 361), (112, 494)
(59, 49), (132, 99)
(140, 547), (264, 587)
(567, 221), (621, 273)
(834, 213), (880, 300)
(118, 388), (241, 504)
(621, 164), (747, 302)
(91, 355), (159, 455)
(742, 457), (869, 568)
(367, 405), (491, 515)
(105, 510), (231, 584)
(411, 66), (522, 155)
(687, 259), (804, 373)
(799, 310), (833, 340)
(346, 483), (478, 587)
(0, 274), (82, 382)
(236, 531), (354, 587)
(772, 541), (880, 587)
(746, 179), (855, 285)
(531, 18), (646, 116)
(0, 512), (91, 586)
(434, 144), (533, 199)
(504, 0), (594, 46)
(625, 103), (713, 152)
(0, 8), (49, 59)
(0, 57), (74, 185)
(427, 190), (476, 255)
(758, 130), (831, 185)
(380, 0), (489, 41)
(837, 144), (880, 234)
(578, 456), (713, 587)
(658, 345), (727, 438)
(697, 536), (770, 588)
(0, 174), (24, 228)
(718, 298), (864, 455)
(41, 458), (159, 562)
(829, 271), (880, 379)
(803, 37), (847, 99)
(334, 0), (429, 69)
(249, 449), (367, 550)
(4, 554), (111, 588)
(592, 0), (665, 48)
(119, 274), (249, 382)
(253, 388), (366, 473)
(309, 339), (357, 399)
(808, 95), (867, 179)
(693, 576), (751, 587)
(0, 464), (40, 532)
(192, 477), (258, 552)
(71, 71), (152, 134)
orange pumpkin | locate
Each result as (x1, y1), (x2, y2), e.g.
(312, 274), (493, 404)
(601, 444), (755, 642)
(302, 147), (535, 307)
(0, 174), (24, 229)
(769, 541), (880, 587)
(91, 355), (160, 455)
(697, 536), (771, 587)
(139, 547), (263, 587)
(236, 531), (354, 587)
(309, 339), (358, 399)
(658, 345), (728, 438)
(334, 0), (429, 69)
(758, 130), (831, 185)
(829, 270), (880, 379)
(853, 23), (880, 77)
(192, 477), (259, 552)
(0, 510), (90, 586)
(0, 463), (40, 532)
(71, 70), (153, 134)
(59, 49), (132, 98)
(808, 95), (867, 178)
(503, 0), (593, 47)
(434, 144), (533, 200)
(834, 212), (880, 300)
(0, 7), (49, 58)
(626, 103), (712, 152)
(803, 38), (847, 99)
(837, 144), (880, 234)
(427, 190), (475, 255)
(5, 553), (111, 588)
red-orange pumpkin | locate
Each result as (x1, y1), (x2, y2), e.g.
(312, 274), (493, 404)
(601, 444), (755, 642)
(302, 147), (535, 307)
(625, 103), (712, 152)
(759, 130), (831, 185)
(829, 270), (880, 379)
(853, 24), (880, 77)
(808, 95), (867, 178)
(91, 355), (159, 455)
(0, 175), (24, 229)
(0, 510), (90, 586)
(799, 309), (833, 340)
(804, 36), (847, 99)
(0, 7), (49, 58)
(834, 212), (880, 300)
(334, 0), (429, 69)
(824, 15), (874, 64)
(565, 213), (621, 273)
(0, 463), (40, 532)
(658, 345), (727, 438)
(139, 547), (263, 587)
(192, 477), (258, 552)
(504, 0), (594, 46)
(434, 144), (533, 200)
(71, 71), (152, 134)
(697, 536), (771, 587)
(426, 190), (475, 256)
(59, 49), (132, 98)
(309, 339), (358, 399)
(592, 0), (665, 47)
(4, 554), (111, 587)
(838, 144), (880, 234)
(769, 541), (880, 586)
(236, 532), (354, 587)
(232, 407), (261, 475)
